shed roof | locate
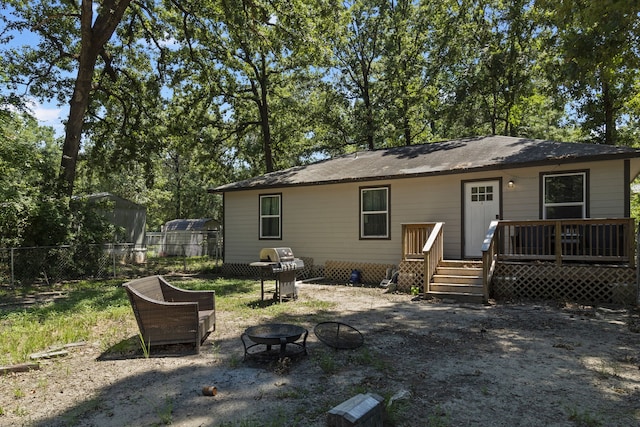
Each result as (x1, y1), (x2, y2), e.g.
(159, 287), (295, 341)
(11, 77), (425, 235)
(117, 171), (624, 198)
(212, 136), (640, 192)
(164, 218), (219, 231)
(79, 192), (145, 209)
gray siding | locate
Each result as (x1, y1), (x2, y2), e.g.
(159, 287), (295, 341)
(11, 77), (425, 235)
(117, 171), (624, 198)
(223, 159), (630, 265)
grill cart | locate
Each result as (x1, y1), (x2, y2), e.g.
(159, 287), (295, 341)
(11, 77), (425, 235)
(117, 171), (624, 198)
(250, 247), (304, 302)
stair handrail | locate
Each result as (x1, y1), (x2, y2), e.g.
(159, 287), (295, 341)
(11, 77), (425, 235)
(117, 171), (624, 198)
(481, 220), (500, 302)
(422, 222), (444, 293)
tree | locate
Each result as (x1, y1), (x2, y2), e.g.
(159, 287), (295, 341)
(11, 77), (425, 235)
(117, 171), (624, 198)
(330, 0), (385, 150)
(539, 0), (640, 145)
(1, 0), (142, 196)
(164, 0), (329, 174)
(435, 0), (550, 138)
(0, 112), (59, 246)
(379, 0), (439, 146)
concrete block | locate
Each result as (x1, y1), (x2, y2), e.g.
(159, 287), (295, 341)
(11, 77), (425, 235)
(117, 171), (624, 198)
(326, 393), (384, 427)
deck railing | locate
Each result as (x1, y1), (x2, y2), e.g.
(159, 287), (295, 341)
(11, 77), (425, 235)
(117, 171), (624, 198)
(401, 223), (444, 292)
(422, 223), (444, 293)
(402, 223), (439, 260)
(494, 218), (635, 267)
(481, 220), (500, 300)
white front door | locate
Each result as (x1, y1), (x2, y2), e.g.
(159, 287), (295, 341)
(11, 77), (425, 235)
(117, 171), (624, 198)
(464, 180), (500, 258)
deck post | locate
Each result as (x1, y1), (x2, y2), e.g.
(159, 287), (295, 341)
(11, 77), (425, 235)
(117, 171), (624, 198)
(554, 221), (562, 266)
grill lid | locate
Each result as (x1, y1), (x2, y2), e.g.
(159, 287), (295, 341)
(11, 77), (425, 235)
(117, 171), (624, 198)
(260, 247), (294, 262)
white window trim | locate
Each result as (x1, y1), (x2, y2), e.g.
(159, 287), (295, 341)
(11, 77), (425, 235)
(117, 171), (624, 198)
(259, 194), (281, 239)
(360, 186), (390, 239)
(542, 172), (586, 219)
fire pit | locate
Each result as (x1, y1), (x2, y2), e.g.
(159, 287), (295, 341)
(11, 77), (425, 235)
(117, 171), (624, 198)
(241, 323), (308, 360)
(250, 247), (305, 302)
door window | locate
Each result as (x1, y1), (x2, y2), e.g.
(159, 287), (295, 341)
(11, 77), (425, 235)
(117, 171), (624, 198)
(470, 185), (494, 202)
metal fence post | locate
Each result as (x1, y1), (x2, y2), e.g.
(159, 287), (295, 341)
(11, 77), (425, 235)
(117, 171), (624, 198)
(112, 243), (117, 278)
(637, 226), (639, 306)
(10, 247), (15, 288)
(182, 244), (187, 272)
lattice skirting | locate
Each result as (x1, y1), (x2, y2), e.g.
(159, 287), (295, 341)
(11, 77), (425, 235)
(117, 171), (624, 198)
(222, 257), (317, 280)
(397, 260), (425, 292)
(492, 262), (638, 305)
(324, 260), (396, 285)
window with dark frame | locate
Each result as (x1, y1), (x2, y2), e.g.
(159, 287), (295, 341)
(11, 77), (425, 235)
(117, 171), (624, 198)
(259, 194), (281, 239)
(542, 172), (586, 219)
(360, 186), (389, 239)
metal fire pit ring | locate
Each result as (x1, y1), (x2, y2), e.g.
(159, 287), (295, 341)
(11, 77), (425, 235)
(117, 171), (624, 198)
(314, 322), (363, 350)
(241, 323), (308, 360)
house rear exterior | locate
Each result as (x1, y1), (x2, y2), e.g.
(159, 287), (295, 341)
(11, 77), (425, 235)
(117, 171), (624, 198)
(212, 136), (640, 304)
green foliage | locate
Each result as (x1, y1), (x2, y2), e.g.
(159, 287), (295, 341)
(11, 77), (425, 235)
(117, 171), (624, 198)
(0, 277), (259, 365)
(0, 112), (60, 247)
(0, 113), (120, 280)
(0, 0), (638, 218)
(538, 0), (640, 145)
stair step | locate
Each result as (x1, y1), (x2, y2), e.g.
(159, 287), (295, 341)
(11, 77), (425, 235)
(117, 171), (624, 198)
(433, 269), (482, 283)
(426, 291), (484, 304)
(432, 274), (482, 285)
(438, 260), (482, 268)
(429, 283), (484, 294)
(436, 266), (483, 276)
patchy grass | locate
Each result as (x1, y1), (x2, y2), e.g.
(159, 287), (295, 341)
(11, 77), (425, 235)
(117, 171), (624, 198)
(0, 276), (260, 365)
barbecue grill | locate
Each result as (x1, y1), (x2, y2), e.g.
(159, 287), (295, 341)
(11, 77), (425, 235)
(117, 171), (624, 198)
(250, 247), (304, 302)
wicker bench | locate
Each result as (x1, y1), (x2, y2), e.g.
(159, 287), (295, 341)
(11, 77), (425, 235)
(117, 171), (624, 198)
(123, 275), (215, 353)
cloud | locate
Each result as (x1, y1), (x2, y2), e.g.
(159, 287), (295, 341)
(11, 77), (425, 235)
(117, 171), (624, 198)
(32, 104), (63, 122)
(27, 99), (66, 136)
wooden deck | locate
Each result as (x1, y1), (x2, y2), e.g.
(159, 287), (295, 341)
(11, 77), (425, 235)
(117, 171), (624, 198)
(402, 219), (638, 305)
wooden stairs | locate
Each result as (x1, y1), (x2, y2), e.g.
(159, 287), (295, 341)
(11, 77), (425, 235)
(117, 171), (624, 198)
(427, 260), (484, 304)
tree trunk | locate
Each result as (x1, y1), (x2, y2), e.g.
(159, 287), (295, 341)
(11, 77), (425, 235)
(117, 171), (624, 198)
(57, 0), (132, 196)
(59, 57), (97, 196)
(259, 56), (274, 173)
(362, 81), (374, 150)
(602, 78), (615, 145)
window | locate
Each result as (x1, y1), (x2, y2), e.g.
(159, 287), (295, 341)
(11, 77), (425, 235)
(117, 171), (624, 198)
(360, 186), (390, 239)
(542, 172), (586, 219)
(259, 194), (281, 239)
(470, 185), (494, 202)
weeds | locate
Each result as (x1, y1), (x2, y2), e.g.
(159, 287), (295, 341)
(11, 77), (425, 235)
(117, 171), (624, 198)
(61, 397), (103, 426)
(352, 347), (388, 372)
(228, 354), (241, 368)
(0, 277), (257, 365)
(138, 333), (151, 358)
(423, 406), (451, 427)
(156, 396), (173, 425)
(13, 406), (28, 417)
(315, 351), (338, 374)
(595, 360), (620, 379)
(567, 406), (603, 427)
(217, 407), (288, 427)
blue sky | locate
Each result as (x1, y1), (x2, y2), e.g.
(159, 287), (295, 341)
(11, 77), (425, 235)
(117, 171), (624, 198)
(2, 4), (73, 138)
(28, 99), (67, 137)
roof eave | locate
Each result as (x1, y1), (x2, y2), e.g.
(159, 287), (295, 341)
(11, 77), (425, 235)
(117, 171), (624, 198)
(209, 151), (640, 193)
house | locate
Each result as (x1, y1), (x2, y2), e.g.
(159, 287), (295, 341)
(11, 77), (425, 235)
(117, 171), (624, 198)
(211, 136), (640, 304)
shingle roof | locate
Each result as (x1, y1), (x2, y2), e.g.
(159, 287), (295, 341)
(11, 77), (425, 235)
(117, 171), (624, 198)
(164, 218), (218, 231)
(212, 136), (640, 192)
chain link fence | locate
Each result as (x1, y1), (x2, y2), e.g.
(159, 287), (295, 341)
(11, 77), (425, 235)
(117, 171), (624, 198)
(0, 243), (222, 288)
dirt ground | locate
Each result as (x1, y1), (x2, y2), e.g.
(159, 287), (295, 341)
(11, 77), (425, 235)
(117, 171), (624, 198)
(1, 282), (640, 427)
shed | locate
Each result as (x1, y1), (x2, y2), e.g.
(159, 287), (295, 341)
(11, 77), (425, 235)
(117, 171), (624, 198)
(155, 218), (220, 257)
(83, 192), (146, 248)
